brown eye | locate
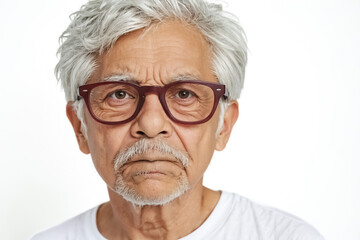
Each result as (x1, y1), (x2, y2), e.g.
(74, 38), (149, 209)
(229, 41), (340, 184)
(114, 91), (126, 99)
(110, 90), (133, 100)
(176, 90), (194, 99)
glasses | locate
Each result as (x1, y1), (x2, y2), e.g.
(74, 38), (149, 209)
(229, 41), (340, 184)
(77, 80), (228, 125)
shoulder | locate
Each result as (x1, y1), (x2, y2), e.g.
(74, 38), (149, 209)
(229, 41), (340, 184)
(30, 205), (101, 240)
(223, 192), (325, 240)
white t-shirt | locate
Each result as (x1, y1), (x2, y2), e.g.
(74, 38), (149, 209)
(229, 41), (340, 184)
(31, 192), (324, 240)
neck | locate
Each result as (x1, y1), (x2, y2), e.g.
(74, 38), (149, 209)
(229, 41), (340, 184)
(97, 183), (220, 240)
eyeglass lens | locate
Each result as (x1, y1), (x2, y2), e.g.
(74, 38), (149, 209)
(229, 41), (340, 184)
(88, 82), (215, 123)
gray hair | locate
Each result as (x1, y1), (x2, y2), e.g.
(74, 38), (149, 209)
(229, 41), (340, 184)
(56, 0), (247, 135)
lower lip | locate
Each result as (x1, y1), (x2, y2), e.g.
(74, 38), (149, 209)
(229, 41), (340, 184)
(135, 171), (164, 176)
(133, 171), (167, 181)
(123, 161), (178, 181)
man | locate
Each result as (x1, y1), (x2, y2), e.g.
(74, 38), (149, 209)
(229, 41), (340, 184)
(32, 0), (324, 239)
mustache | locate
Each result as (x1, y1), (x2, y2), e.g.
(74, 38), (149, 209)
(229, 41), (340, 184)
(113, 138), (190, 171)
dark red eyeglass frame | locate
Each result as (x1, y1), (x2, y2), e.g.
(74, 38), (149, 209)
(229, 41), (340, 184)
(77, 80), (228, 125)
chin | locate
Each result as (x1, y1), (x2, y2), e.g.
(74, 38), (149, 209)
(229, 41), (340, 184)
(113, 175), (190, 207)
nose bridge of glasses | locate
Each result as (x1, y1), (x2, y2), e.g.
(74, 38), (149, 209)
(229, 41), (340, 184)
(140, 85), (164, 97)
(139, 85), (166, 107)
(137, 85), (169, 121)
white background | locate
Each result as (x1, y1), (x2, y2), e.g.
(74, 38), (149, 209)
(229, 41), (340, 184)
(0, 0), (359, 239)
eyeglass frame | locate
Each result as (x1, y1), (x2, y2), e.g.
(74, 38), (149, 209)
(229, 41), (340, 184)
(77, 80), (228, 125)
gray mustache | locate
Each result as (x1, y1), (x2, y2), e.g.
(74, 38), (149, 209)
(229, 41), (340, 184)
(113, 138), (190, 171)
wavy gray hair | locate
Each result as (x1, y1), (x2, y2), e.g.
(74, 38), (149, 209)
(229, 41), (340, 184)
(56, 0), (247, 136)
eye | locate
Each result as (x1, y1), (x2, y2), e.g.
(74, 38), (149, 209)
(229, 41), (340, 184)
(110, 90), (133, 100)
(176, 90), (194, 99)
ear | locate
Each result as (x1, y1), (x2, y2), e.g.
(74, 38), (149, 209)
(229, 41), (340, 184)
(215, 100), (239, 151)
(66, 102), (90, 154)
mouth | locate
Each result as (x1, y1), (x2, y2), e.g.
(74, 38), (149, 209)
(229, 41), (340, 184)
(118, 159), (185, 181)
(122, 155), (185, 169)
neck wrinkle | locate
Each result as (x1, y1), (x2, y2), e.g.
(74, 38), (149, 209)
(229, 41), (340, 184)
(97, 183), (220, 239)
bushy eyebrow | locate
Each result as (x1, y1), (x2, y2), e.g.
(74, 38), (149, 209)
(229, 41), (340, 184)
(173, 74), (200, 82)
(102, 74), (135, 82)
(101, 73), (200, 85)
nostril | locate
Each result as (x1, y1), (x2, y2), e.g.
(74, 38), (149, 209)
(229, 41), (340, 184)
(136, 130), (167, 137)
(136, 131), (145, 136)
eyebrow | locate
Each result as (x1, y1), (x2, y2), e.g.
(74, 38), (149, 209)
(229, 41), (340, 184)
(100, 73), (201, 85)
(173, 74), (200, 82)
(102, 74), (136, 82)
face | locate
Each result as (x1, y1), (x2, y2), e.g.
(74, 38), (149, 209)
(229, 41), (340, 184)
(67, 21), (238, 205)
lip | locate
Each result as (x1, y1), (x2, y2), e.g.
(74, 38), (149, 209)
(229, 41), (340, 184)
(119, 159), (184, 178)
(132, 170), (170, 182)
(131, 153), (178, 162)
(123, 153), (185, 169)
(134, 170), (165, 176)
(122, 159), (182, 169)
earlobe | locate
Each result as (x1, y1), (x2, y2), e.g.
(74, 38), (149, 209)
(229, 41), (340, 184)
(215, 101), (239, 151)
(66, 102), (90, 154)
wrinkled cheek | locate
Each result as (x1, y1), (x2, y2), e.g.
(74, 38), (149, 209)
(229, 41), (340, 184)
(87, 135), (119, 188)
(91, 158), (116, 187)
(185, 159), (211, 187)
(185, 138), (216, 186)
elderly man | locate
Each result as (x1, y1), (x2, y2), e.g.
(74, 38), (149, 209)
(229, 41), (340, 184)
(32, 0), (324, 239)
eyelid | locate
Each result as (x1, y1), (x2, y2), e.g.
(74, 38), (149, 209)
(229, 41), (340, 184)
(171, 89), (197, 101)
(106, 88), (136, 99)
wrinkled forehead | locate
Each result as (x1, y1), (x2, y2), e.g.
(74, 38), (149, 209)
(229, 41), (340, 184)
(88, 21), (216, 85)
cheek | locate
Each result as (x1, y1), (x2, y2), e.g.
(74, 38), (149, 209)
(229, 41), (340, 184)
(176, 111), (219, 184)
(86, 119), (132, 187)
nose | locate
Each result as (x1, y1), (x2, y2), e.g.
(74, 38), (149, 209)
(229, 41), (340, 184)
(130, 94), (172, 138)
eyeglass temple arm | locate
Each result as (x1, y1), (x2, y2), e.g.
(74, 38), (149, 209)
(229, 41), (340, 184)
(76, 87), (85, 101)
(222, 87), (229, 101)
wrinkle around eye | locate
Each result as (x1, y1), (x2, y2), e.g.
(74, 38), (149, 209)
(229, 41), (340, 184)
(106, 97), (135, 107)
(105, 90), (137, 106)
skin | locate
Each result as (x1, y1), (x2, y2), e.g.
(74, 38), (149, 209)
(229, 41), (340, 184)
(66, 21), (239, 239)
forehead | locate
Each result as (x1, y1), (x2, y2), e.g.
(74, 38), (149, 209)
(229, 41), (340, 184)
(91, 21), (215, 84)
